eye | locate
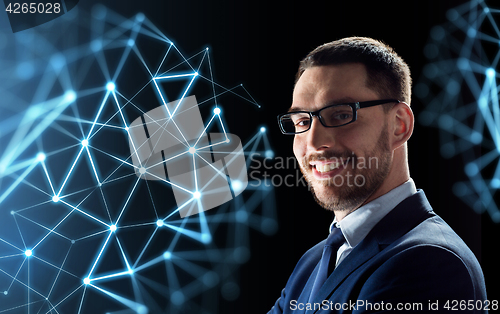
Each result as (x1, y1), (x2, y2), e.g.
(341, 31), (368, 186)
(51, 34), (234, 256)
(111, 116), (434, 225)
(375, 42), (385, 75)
(333, 113), (352, 120)
(294, 119), (310, 127)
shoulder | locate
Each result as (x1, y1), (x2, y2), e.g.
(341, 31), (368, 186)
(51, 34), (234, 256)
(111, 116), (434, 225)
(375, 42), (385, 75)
(365, 215), (487, 302)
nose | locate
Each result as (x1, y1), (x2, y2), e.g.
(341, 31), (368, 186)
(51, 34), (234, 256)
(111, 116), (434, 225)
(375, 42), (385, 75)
(304, 116), (335, 151)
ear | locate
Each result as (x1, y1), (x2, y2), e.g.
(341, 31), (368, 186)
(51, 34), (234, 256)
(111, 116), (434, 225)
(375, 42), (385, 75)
(389, 102), (414, 150)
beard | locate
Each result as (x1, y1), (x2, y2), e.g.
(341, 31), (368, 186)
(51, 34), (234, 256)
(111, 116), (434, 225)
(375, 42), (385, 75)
(300, 124), (392, 213)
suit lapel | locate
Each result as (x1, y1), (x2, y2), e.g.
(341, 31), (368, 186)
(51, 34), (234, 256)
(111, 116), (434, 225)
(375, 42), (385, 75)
(306, 190), (434, 314)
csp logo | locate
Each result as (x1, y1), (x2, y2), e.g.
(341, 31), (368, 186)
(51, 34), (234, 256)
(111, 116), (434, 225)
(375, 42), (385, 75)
(128, 95), (248, 218)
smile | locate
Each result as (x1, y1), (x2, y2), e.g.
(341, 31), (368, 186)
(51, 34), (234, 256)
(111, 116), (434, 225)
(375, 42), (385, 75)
(309, 161), (346, 179)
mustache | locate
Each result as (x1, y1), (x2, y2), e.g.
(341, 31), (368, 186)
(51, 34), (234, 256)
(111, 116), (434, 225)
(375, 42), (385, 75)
(302, 151), (357, 165)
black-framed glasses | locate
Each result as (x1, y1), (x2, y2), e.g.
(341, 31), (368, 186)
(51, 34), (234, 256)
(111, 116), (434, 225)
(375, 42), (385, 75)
(277, 99), (399, 135)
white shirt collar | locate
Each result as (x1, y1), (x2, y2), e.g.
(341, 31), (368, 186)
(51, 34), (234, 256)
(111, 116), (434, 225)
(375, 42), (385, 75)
(330, 178), (417, 248)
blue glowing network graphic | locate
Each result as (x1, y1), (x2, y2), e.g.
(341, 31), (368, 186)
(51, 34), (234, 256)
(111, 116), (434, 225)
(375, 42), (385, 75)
(417, 0), (500, 223)
(0, 5), (276, 314)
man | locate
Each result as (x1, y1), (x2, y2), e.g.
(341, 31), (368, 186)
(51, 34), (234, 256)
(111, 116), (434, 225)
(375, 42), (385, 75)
(270, 37), (487, 313)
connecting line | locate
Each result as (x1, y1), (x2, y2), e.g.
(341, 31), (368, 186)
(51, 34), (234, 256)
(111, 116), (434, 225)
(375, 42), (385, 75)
(0, 93), (75, 172)
(85, 146), (101, 186)
(194, 153), (229, 182)
(478, 90), (500, 149)
(217, 114), (229, 140)
(206, 48), (217, 106)
(0, 157), (38, 178)
(90, 145), (137, 170)
(0, 161), (38, 204)
(87, 91), (111, 139)
(164, 197), (196, 220)
(88, 284), (146, 313)
(115, 236), (133, 273)
(48, 284), (85, 314)
(240, 84), (260, 108)
(87, 231), (113, 278)
(114, 176), (141, 225)
(111, 90), (129, 129)
(132, 228), (158, 269)
(46, 245), (73, 300)
(57, 146), (85, 197)
(77, 286), (87, 314)
(89, 270), (131, 283)
(133, 255), (164, 273)
(164, 223), (205, 243)
(147, 171), (195, 196)
(198, 75), (260, 108)
(41, 161), (56, 195)
(193, 113), (216, 148)
(196, 139), (230, 153)
(151, 77), (190, 145)
(171, 73), (197, 117)
(59, 200), (110, 228)
(0, 259), (47, 300)
(154, 43), (173, 77)
(24, 210), (74, 250)
(192, 153), (198, 192)
(145, 149), (190, 170)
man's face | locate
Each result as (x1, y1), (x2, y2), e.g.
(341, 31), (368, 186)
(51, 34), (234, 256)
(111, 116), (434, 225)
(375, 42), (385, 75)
(292, 63), (393, 213)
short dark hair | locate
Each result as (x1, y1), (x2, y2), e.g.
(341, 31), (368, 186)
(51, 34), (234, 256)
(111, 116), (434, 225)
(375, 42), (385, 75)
(296, 37), (412, 110)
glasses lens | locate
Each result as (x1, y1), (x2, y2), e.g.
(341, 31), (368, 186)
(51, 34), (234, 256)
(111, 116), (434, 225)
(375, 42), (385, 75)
(280, 112), (310, 134)
(320, 105), (354, 127)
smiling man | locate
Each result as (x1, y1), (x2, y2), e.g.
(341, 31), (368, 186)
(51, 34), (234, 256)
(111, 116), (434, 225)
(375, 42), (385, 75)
(269, 37), (487, 313)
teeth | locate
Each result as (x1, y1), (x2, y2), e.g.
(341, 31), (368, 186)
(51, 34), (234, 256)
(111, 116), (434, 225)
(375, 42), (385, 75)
(315, 163), (340, 173)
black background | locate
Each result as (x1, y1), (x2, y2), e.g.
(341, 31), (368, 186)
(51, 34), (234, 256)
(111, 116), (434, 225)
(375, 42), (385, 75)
(10, 0), (500, 312)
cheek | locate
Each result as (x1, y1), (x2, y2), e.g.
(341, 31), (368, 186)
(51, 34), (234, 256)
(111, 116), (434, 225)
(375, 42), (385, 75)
(292, 137), (304, 160)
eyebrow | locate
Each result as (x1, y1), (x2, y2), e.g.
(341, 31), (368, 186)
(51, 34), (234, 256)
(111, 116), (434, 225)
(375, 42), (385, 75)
(288, 97), (357, 113)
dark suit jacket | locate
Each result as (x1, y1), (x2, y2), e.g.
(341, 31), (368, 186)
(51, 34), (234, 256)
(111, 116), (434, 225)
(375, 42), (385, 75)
(268, 190), (487, 313)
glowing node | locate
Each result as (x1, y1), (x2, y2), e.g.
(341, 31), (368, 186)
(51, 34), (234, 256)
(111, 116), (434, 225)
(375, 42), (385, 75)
(213, 107), (221, 115)
(24, 250), (32, 257)
(260, 126), (266, 133)
(193, 191), (201, 199)
(171, 291), (185, 305)
(231, 180), (243, 192)
(137, 306), (148, 314)
(10, 211), (14, 215)
(64, 90), (76, 102)
(106, 82), (116, 91)
(125, 126), (129, 131)
(225, 139), (230, 143)
(90, 40), (102, 52)
(265, 150), (274, 158)
(201, 233), (211, 244)
(135, 13), (145, 22)
(3, 291), (7, 295)
(188, 147), (196, 154)
(156, 219), (164, 227)
(163, 251), (172, 259)
(139, 167), (146, 175)
(110, 224), (117, 232)
(81, 139), (88, 147)
(491, 178), (500, 188)
(486, 68), (496, 78)
(127, 39), (135, 47)
(194, 72), (198, 76)
(128, 269), (134, 275)
(465, 163), (479, 176)
(83, 277), (90, 285)
(36, 152), (46, 162)
(52, 195), (60, 203)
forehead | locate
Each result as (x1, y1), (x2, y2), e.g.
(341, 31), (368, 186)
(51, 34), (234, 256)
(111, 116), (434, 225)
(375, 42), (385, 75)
(291, 63), (379, 111)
